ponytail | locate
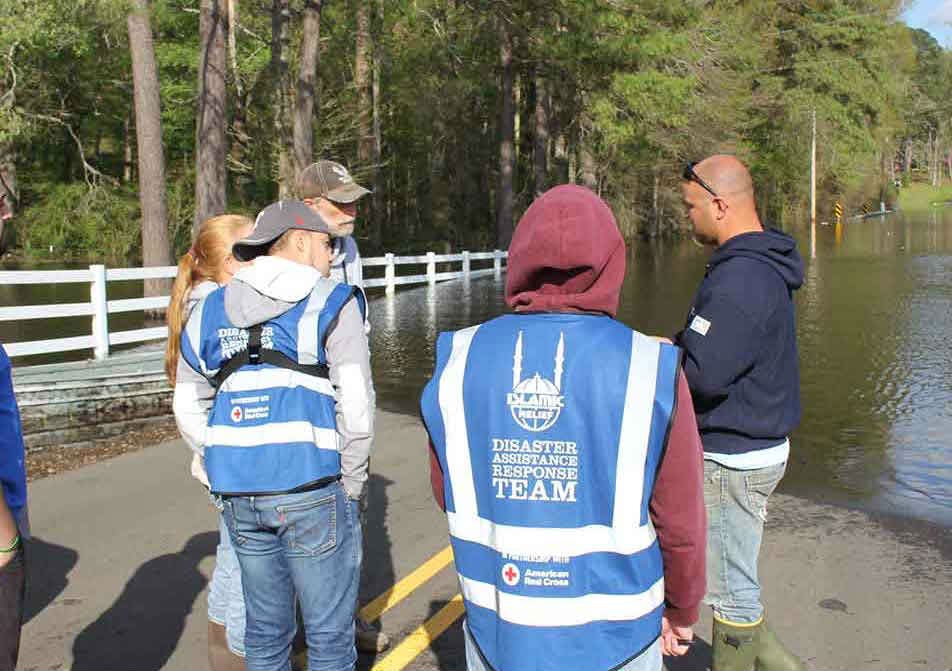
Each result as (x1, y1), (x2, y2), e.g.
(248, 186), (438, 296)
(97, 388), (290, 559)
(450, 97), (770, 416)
(165, 252), (199, 384)
(165, 214), (254, 385)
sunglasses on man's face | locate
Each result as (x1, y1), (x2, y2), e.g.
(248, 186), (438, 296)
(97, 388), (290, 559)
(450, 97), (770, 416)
(683, 162), (719, 199)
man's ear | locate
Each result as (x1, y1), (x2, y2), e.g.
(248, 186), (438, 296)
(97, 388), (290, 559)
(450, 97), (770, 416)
(294, 230), (307, 252)
(714, 198), (729, 220)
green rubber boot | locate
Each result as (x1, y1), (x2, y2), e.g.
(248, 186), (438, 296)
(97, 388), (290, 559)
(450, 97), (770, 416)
(712, 616), (759, 671)
(754, 619), (806, 671)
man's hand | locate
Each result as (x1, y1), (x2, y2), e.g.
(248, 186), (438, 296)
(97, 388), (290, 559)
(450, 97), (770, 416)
(661, 615), (693, 656)
(652, 336), (673, 345)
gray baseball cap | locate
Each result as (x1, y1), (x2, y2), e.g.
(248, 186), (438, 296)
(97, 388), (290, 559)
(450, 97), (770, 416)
(296, 160), (371, 204)
(232, 199), (332, 262)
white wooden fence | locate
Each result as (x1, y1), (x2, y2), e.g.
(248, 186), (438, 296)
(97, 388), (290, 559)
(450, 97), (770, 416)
(0, 249), (507, 360)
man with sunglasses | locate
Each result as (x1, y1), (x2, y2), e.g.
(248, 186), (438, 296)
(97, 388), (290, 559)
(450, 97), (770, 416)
(676, 156), (805, 671)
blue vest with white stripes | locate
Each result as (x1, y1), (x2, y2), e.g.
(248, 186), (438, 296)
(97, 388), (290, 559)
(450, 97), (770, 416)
(181, 278), (364, 495)
(421, 313), (680, 671)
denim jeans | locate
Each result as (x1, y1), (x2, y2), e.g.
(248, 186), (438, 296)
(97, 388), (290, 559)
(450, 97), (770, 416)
(463, 620), (662, 671)
(704, 459), (786, 624)
(207, 515), (246, 656)
(222, 481), (361, 671)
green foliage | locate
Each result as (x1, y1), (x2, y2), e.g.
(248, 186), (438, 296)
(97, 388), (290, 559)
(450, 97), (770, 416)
(1, 0), (950, 256)
(898, 182), (952, 211)
(16, 183), (141, 261)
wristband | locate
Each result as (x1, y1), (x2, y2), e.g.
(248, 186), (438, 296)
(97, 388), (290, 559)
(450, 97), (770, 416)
(0, 535), (19, 553)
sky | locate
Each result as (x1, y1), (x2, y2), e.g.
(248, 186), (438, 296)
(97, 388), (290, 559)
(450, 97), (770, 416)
(902, 0), (952, 47)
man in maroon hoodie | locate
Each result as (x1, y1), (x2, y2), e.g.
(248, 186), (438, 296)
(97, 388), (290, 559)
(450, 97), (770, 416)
(421, 185), (705, 671)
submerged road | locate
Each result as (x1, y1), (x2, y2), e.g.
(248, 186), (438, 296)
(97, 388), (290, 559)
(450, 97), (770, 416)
(19, 409), (952, 671)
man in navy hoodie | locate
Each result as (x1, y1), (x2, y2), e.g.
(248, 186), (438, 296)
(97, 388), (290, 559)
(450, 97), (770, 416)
(676, 156), (805, 671)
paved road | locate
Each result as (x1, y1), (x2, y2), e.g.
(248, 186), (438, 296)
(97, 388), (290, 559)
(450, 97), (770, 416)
(20, 409), (952, 671)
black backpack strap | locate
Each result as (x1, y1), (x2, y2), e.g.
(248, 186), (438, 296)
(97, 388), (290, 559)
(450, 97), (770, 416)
(210, 324), (329, 390)
(257, 349), (329, 379)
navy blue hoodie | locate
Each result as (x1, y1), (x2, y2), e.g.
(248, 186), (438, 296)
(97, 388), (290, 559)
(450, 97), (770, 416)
(675, 230), (804, 457)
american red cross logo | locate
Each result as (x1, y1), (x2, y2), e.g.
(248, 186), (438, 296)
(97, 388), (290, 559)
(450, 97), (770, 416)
(231, 407), (243, 423)
(502, 563), (520, 586)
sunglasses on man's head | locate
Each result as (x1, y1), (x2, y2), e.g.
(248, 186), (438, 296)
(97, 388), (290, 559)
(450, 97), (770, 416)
(683, 162), (719, 198)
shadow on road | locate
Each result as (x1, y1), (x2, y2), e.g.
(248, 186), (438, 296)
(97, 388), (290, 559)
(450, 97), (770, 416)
(664, 635), (712, 671)
(69, 531), (216, 671)
(24, 536), (79, 624)
(427, 599), (464, 671)
(357, 472), (396, 670)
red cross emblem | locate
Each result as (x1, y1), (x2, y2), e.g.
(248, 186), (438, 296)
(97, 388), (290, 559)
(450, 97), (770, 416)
(231, 406), (243, 423)
(501, 563), (520, 586)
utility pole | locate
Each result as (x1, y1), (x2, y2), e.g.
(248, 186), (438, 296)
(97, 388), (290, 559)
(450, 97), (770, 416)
(810, 109), (816, 227)
(810, 108), (817, 260)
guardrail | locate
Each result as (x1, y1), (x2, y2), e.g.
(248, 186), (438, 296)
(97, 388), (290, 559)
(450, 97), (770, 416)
(0, 249), (508, 360)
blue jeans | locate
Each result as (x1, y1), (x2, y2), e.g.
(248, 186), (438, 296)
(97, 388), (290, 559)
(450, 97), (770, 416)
(704, 459), (786, 624)
(222, 482), (361, 671)
(207, 515), (246, 657)
(463, 621), (662, 671)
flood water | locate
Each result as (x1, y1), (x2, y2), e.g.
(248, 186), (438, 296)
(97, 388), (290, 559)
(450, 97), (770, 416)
(367, 210), (952, 527)
(2, 209), (951, 526)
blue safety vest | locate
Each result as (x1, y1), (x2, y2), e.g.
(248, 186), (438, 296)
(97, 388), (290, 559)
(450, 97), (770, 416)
(421, 313), (680, 671)
(181, 278), (364, 495)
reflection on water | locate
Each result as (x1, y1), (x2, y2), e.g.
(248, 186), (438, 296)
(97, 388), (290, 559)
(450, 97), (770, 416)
(368, 209), (952, 526)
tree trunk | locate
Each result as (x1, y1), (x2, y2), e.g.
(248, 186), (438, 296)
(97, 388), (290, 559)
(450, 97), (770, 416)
(932, 130), (940, 188)
(127, 0), (171, 298)
(123, 110), (134, 183)
(533, 69), (548, 198)
(554, 133), (568, 183)
(370, 0), (384, 247)
(355, 2), (373, 172)
(0, 145), (16, 255)
(903, 137), (913, 175)
(194, 0), (228, 233)
(227, 0), (251, 197)
(293, 0), (322, 177)
(272, 0), (293, 198)
(496, 17), (515, 248)
(579, 115), (597, 191)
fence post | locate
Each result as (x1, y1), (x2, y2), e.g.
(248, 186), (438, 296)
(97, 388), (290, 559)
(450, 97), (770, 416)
(462, 250), (471, 279)
(385, 253), (396, 295)
(90, 264), (110, 360)
(426, 251), (436, 285)
(493, 249), (502, 280)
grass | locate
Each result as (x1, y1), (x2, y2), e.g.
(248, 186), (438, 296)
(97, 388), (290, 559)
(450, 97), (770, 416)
(898, 181), (952, 211)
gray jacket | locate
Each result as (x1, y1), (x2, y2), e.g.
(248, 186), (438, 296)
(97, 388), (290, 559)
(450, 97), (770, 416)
(172, 256), (375, 500)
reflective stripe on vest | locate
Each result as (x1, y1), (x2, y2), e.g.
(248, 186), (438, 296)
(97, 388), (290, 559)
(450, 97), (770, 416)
(421, 314), (680, 671)
(183, 279), (364, 495)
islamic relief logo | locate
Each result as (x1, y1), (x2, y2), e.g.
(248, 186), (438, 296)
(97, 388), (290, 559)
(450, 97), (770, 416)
(506, 331), (566, 432)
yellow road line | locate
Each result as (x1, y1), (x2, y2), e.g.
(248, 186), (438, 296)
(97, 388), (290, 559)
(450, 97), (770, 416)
(359, 545), (455, 623)
(370, 594), (466, 671)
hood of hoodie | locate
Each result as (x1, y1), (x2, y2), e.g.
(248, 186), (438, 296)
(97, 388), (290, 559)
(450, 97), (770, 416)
(505, 184), (625, 317)
(710, 229), (804, 290)
(186, 280), (218, 314)
(224, 256), (321, 327)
